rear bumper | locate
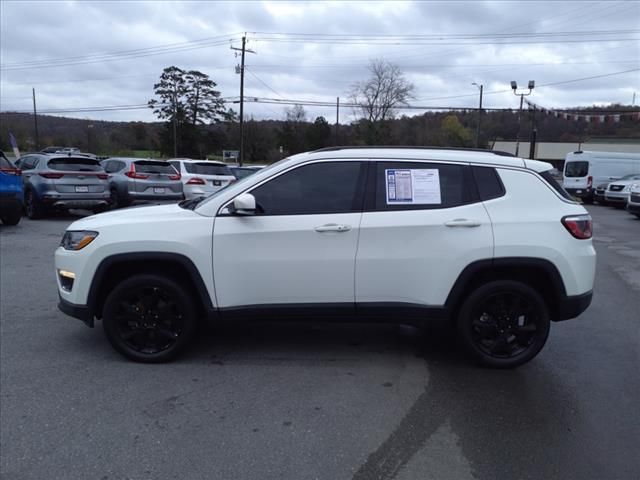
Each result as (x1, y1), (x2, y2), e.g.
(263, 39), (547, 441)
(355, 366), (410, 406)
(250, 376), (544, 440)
(58, 295), (94, 327)
(565, 187), (593, 199)
(554, 290), (593, 321)
(128, 192), (183, 202)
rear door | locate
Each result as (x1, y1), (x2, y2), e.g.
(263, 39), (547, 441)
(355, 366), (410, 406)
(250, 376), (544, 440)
(563, 159), (590, 190)
(355, 160), (493, 313)
(132, 161), (182, 196)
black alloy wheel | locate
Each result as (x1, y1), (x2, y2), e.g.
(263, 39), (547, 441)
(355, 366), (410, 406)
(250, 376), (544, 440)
(458, 281), (550, 368)
(102, 274), (197, 362)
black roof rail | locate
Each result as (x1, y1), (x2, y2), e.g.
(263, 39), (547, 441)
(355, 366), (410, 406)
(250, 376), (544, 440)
(312, 145), (515, 157)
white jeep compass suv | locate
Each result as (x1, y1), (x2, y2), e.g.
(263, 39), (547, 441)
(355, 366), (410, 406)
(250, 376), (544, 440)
(55, 147), (596, 368)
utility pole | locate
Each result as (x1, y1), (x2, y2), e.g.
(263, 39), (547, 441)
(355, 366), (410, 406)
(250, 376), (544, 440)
(231, 35), (256, 166)
(32, 88), (39, 150)
(335, 97), (340, 145)
(472, 83), (483, 148)
(528, 106), (537, 160)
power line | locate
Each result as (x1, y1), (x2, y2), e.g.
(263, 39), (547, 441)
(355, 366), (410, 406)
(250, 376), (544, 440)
(1, 36), (241, 71)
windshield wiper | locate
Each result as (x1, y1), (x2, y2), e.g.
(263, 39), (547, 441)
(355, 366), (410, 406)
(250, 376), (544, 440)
(179, 196), (205, 210)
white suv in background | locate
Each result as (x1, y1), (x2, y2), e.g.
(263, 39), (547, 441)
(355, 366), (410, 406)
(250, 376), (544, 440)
(627, 182), (640, 218)
(168, 158), (236, 199)
(55, 147), (596, 368)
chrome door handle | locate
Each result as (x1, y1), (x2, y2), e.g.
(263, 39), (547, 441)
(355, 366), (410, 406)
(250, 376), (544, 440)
(444, 219), (481, 228)
(314, 223), (351, 233)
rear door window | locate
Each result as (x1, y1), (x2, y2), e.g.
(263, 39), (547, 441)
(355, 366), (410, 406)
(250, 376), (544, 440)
(184, 162), (232, 176)
(564, 161), (588, 177)
(47, 158), (102, 171)
(372, 161), (478, 211)
(134, 161), (176, 174)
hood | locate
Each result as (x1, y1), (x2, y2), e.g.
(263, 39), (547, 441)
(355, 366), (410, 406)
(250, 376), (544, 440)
(610, 179), (640, 187)
(66, 203), (199, 231)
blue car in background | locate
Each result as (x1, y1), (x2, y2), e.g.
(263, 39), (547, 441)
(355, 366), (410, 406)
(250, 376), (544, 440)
(0, 151), (23, 225)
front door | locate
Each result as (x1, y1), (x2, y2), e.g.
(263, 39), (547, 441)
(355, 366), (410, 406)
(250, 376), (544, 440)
(213, 160), (367, 316)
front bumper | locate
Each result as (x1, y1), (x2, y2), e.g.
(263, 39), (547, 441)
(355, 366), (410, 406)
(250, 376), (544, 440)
(604, 192), (629, 203)
(627, 202), (640, 214)
(58, 295), (94, 327)
(554, 290), (593, 321)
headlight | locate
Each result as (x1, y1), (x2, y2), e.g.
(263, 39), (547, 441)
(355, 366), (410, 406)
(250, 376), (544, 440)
(623, 185), (631, 192)
(60, 231), (99, 250)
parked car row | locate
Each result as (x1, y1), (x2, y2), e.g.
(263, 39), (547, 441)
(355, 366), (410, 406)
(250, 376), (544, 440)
(562, 150), (640, 219)
(4, 151), (262, 220)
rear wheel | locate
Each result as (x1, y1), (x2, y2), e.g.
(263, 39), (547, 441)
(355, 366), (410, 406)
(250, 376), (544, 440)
(25, 190), (45, 219)
(102, 274), (198, 363)
(457, 280), (550, 368)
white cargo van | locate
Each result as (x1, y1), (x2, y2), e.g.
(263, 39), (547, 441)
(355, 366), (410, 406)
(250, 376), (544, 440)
(563, 150), (640, 203)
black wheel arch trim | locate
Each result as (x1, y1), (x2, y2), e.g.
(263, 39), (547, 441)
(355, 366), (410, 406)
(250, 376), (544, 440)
(85, 252), (216, 324)
(445, 257), (591, 321)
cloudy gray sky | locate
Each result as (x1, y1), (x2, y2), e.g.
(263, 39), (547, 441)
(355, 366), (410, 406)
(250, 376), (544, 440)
(1, 0), (639, 123)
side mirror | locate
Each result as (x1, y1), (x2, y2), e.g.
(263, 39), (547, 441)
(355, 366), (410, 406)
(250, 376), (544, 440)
(230, 193), (256, 215)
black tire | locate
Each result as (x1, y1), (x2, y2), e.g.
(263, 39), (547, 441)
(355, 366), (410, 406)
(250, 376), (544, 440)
(0, 205), (22, 225)
(102, 274), (198, 363)
(25, 190), (45, 219)
(109, 188), (121, 209)
(457, 280), (550, 368)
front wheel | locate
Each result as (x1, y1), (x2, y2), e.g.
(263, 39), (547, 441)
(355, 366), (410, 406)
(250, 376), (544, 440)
(457, 280), (550, 368)
(102, 274), (198, 363)
(0, 204), (22, 225)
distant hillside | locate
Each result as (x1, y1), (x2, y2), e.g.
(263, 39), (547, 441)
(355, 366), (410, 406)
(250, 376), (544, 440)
(1, 104), (637, 160)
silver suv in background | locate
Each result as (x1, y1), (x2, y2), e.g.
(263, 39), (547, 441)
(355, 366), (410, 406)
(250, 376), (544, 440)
(167, 159), (235, 199)
(102, 158), (183, 208)
(15, 153), (110, 218)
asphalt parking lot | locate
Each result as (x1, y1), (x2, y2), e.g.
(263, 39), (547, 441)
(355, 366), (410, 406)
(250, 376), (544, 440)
(1, 205), (638, 480)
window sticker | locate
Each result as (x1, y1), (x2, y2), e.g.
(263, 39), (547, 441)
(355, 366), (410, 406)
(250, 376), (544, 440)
(386, 169), (441, 204)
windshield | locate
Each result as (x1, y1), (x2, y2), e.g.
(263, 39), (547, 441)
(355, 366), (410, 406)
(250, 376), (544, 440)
(564, 161), (588, 177)
(620, 174), (640, 181)
(184, 162), (232, 176)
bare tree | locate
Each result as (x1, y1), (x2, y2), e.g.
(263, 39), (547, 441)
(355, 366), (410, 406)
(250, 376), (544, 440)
(351, 60), (415, 123)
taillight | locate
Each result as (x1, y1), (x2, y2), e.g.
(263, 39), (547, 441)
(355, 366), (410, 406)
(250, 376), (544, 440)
(562, 214), (592, 239)
(0, 168), (21, 176)
(97, 173), (108, 180)
(125, 164), (149, 179)
(39, 172), (65, 179)
(169, 174), (181, 180)
(587, 176), (593, 188)
(186, 177), (205, 185)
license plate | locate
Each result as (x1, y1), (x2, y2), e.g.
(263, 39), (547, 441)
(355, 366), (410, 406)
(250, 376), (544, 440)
(75, 186), (89, 193)
(576, 190), (582, 194)
(154, 187), (165, 194)
(213, 180), (221, 186)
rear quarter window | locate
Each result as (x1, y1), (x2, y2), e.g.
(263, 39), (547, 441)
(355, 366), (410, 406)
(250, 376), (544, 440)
(472, 166), (505, 201)
(540, 170), (575, 201)
(47, 158), (102, 171)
